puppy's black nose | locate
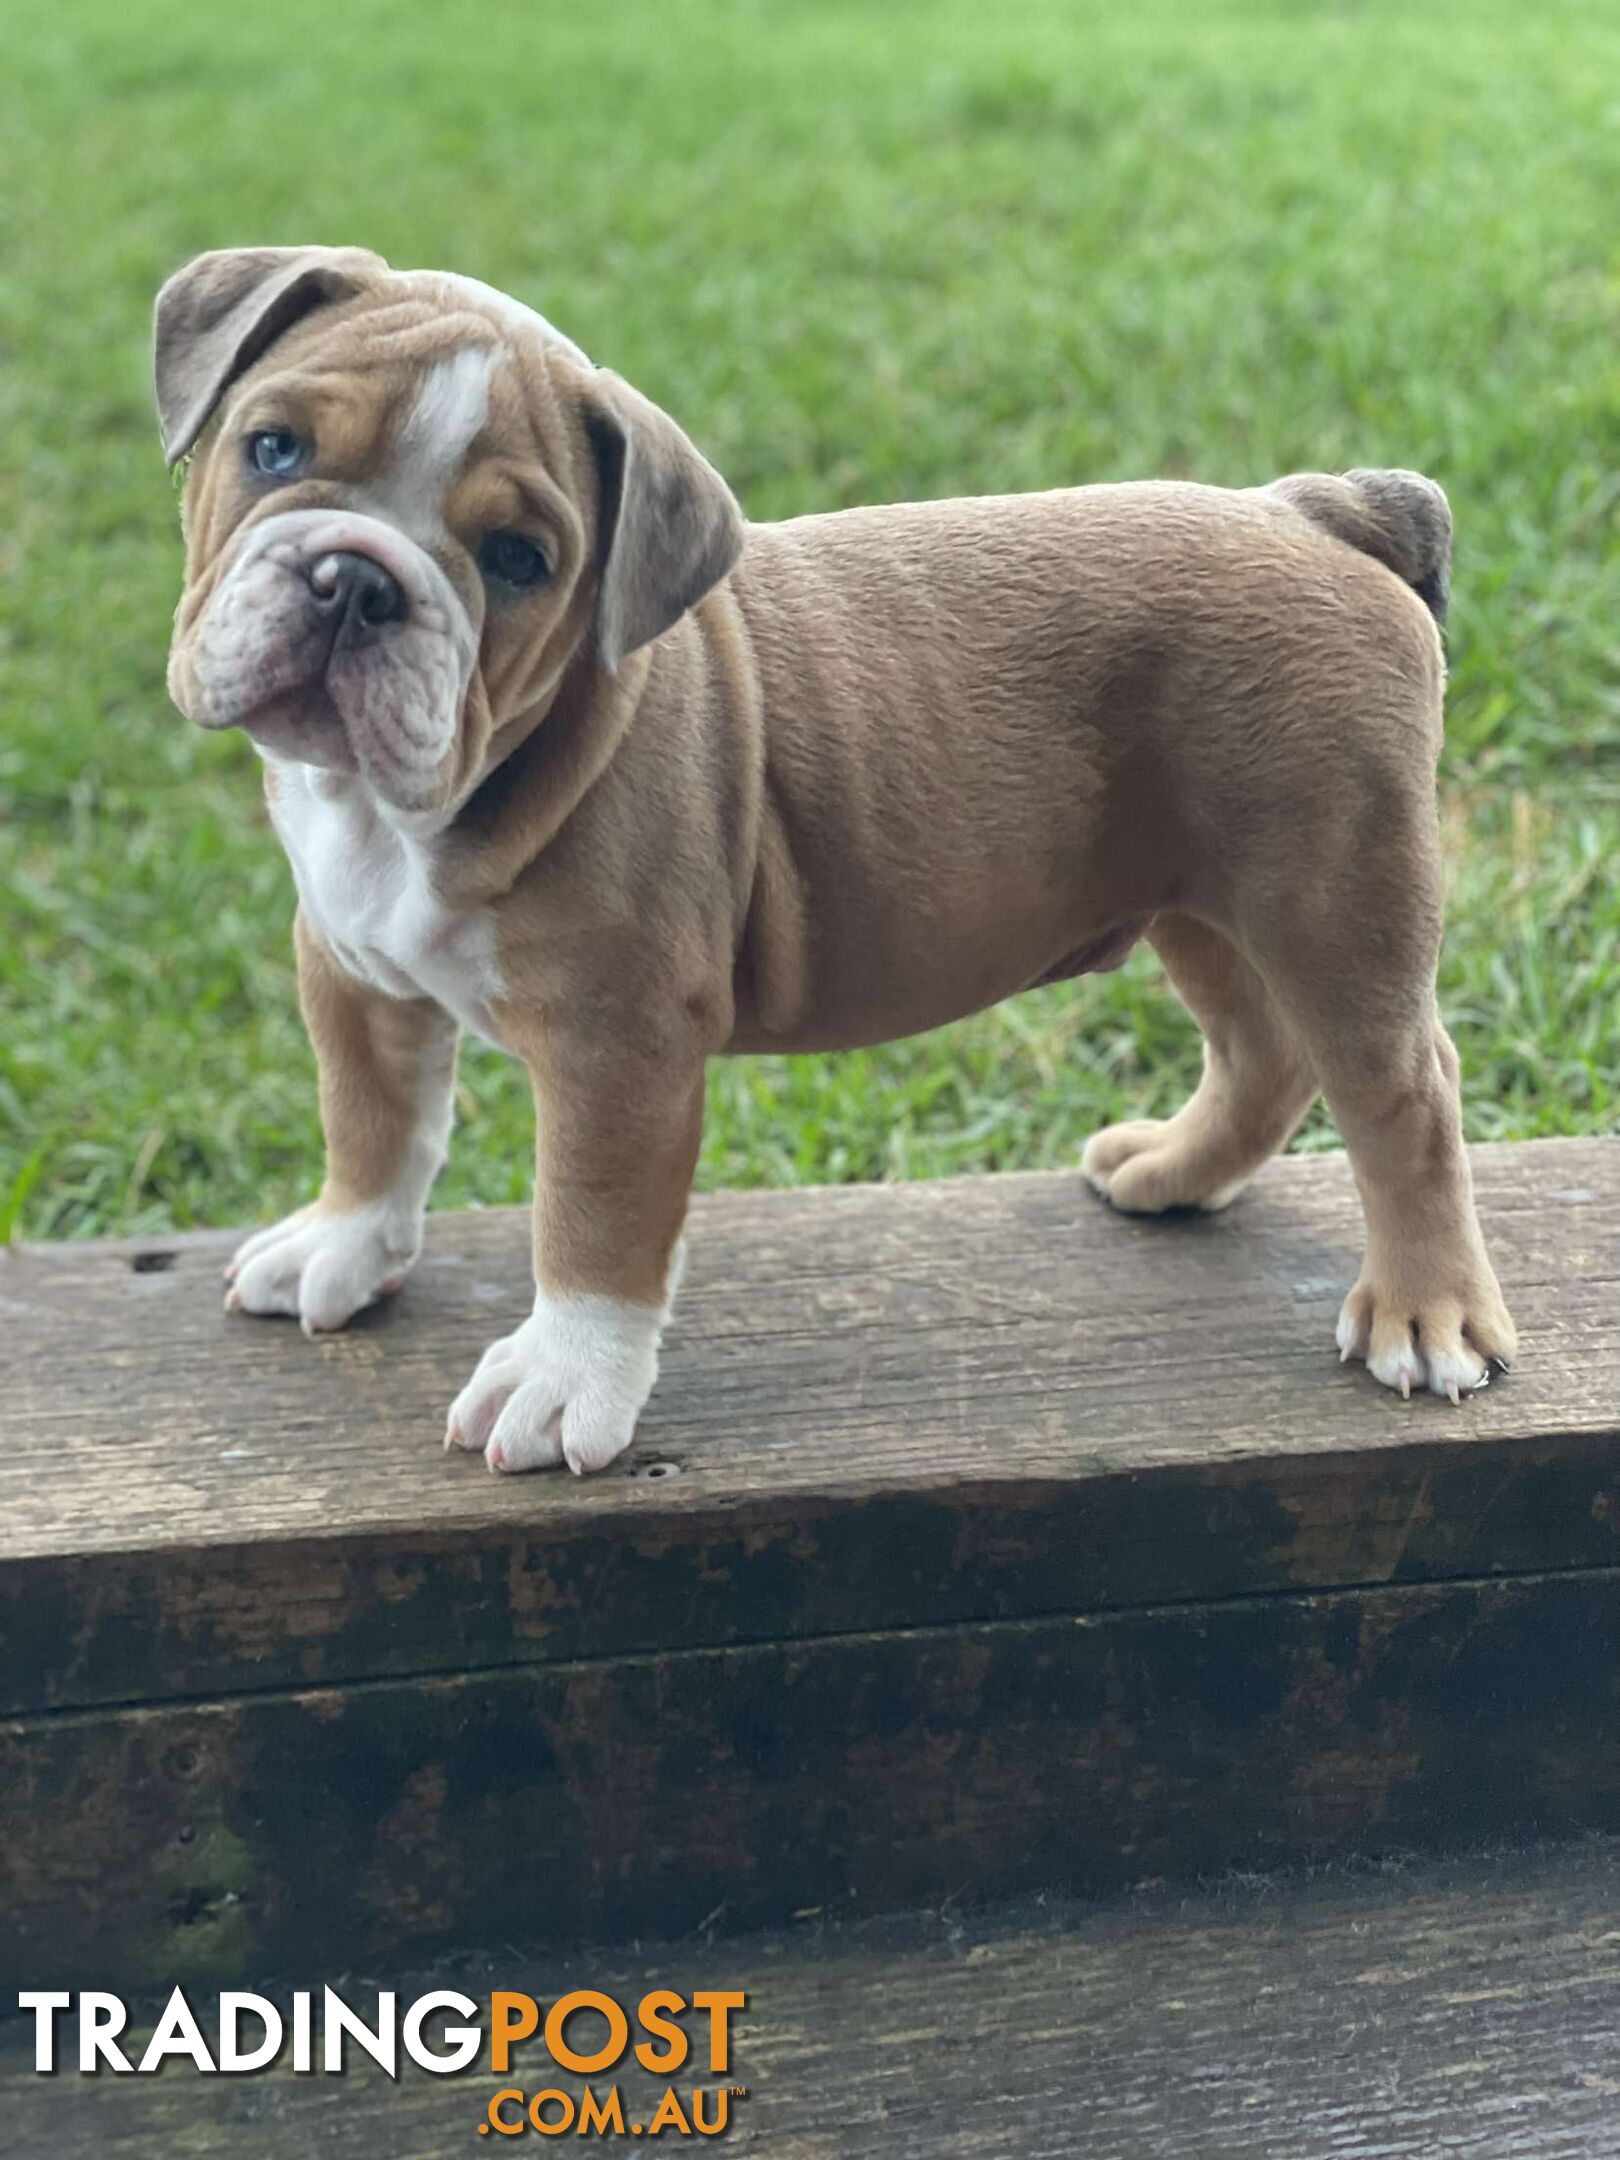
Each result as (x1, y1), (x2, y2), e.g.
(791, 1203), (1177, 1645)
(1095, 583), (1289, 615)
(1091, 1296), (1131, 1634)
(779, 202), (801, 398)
(307, 551), (407, 644)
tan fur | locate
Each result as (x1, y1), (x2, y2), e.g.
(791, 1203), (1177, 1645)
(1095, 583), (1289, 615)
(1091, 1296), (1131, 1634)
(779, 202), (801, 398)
(161, 248), (1516, 1453)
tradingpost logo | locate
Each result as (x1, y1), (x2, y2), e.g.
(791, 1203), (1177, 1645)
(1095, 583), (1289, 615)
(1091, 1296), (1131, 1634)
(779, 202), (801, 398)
(19, 1985), (749, 2139)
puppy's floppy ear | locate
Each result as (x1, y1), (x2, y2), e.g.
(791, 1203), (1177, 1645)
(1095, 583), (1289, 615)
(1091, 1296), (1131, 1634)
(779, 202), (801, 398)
(154, 245), (387, 466)
(585, 371), (745, 671)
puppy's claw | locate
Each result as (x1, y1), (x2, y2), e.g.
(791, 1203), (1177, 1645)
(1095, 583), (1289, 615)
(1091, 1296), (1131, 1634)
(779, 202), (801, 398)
(1340, 1280), (1513, 1405)
(224, 1286), (241, 1313)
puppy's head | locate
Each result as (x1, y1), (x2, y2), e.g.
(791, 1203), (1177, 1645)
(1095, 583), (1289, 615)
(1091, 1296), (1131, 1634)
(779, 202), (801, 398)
(156, 247), (743, 822)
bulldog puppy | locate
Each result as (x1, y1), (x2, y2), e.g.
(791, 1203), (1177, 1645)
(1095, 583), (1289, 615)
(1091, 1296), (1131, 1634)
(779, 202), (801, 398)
(156, 245), (1517, 1473)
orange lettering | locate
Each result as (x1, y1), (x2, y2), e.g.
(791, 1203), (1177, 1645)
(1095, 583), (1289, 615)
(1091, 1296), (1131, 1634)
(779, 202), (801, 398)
(485, 2087), (527, 2136)
(489, 1993), (540, 2075)
(545, 1990), (629, 2076)
(529, 2088), (575, 2135)
(692, 2087), (732, 2135)
(691, 1992), (745, 2075)
(579, 2086), (628, 2134)
(634, 1990), (689, 2076)
(648, 2087), (692, 2133)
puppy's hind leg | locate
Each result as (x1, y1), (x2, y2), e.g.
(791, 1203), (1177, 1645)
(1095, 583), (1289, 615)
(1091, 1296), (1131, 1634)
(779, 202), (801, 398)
(1083, 915), (1319, 1214)
(1244, 854), (1515, 1403)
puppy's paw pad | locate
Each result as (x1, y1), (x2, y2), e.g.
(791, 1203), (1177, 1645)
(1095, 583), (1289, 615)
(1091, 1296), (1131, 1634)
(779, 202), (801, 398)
(226, 1203), (419, 1334)
(1082, 1120), (1247, 1215)
(445, 1295), (661, 1476)
(1081, 1120), (1170, 1197)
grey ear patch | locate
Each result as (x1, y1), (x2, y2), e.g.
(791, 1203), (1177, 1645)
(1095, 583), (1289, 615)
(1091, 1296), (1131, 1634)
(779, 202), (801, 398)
(587, 371), (745, 670)
(153, 244), (387, 466)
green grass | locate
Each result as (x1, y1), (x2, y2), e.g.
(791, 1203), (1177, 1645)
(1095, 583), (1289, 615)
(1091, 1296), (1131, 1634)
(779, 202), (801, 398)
(2, 0), (1616, 1240)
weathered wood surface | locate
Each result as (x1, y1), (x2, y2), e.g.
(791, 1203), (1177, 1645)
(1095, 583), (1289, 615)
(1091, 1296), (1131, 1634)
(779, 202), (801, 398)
(8, 1564), (1620, 1992)
(8, 1839), (1620, 2157)
(2, 1139), (1616, 1714)
(6, 1140), (1619, 1994)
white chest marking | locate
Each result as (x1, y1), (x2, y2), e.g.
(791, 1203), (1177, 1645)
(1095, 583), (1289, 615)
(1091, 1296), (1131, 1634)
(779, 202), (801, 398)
(268, 764), (504, 1041)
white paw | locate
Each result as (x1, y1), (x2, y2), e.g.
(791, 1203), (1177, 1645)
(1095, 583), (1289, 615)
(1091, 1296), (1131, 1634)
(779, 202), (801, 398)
(1418, 1341), (1491, 1404)
(1360, 1326), (1433, 1400)
(444, 1291), (663, 1475)
(1335, 1291), (1501, 1404)
(225, 1201), (420, 1335)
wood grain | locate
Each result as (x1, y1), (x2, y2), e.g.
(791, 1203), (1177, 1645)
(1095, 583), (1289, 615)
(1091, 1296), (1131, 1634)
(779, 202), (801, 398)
(2, 1140), (1616, 1714)
(7, 1565), (1620, 1992)
(7, 1838), (1619, 2157)
(6, 1142), (1619, 2000)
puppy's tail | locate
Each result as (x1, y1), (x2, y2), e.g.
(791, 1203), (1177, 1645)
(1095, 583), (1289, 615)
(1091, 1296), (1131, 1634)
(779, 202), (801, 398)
(1270, 468), (1451, 626)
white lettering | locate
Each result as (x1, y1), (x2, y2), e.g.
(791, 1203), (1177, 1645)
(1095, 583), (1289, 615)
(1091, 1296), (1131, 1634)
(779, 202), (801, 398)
(402, 1990), (482, 2074)
(322, 1988), (396, 2077)
(138, 1988), (216, 2073)
(80, 1993), (133, 2074)
(218, 1992), (283, 2072)
(16, 1992), (71, 2073)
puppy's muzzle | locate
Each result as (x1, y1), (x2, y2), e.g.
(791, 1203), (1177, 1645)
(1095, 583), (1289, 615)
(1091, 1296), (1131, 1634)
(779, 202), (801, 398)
(179, 507), (479, 814)
(309, 550), (408, 649)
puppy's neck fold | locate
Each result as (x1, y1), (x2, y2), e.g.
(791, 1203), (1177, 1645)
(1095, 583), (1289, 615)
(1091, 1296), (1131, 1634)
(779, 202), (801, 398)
(448, 644), (653, 888)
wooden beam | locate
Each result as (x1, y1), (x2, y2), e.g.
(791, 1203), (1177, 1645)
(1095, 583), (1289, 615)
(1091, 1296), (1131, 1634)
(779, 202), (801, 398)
(8, 1565), (1620, 1990)
(2, 1139), (1617, 1989)
(3, 1140), (1615, 1714)
(6, 1838), (1619, 2157)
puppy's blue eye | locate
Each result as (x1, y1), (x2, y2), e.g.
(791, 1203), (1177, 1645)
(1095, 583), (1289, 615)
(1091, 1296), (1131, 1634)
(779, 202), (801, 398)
(247, 428), (309, 477)
(478, 531), (551, 589)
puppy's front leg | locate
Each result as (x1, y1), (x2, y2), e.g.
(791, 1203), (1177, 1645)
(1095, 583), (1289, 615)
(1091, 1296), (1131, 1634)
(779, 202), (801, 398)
(446, 1009), (706, 1475)
(227, 911), (458, 1333)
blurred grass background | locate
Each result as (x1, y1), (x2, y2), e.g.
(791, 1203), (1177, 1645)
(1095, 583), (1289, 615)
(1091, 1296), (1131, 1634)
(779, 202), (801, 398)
(1, 0), (1616, 1240)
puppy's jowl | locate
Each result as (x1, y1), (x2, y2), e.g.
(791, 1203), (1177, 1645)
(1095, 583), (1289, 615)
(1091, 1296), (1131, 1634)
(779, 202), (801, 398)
(157, 245), (1516, 1472)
